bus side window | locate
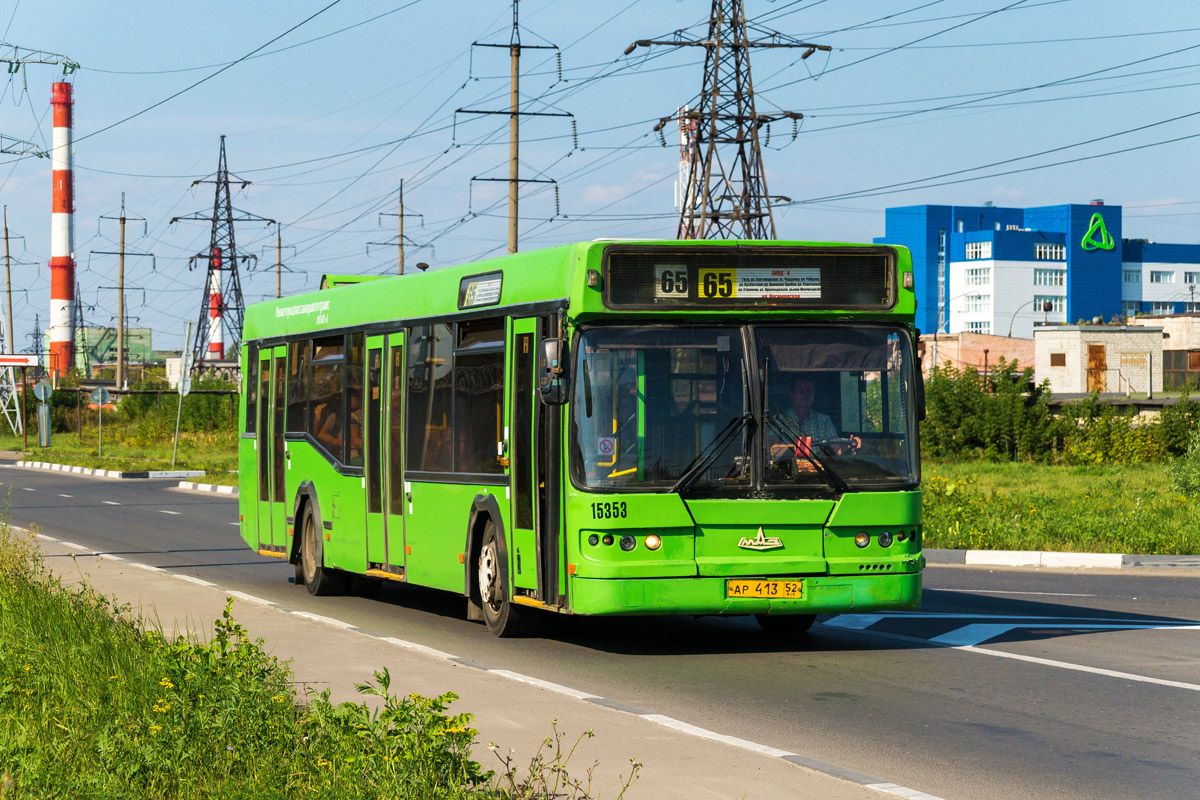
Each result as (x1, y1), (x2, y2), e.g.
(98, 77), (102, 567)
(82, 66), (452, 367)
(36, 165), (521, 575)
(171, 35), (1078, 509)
(346, 332), (365, 467)
(309, 335), (345, 461)
(287, 340), (309, 433)
(406, 324), (453, 472)
(245, 346), (258, 434)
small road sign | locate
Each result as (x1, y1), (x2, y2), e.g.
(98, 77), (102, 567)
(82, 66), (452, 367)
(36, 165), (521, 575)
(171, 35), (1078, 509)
(32, 381), (52, 402)
(90, 386), (111, 406)
(0, 354), (40, 368)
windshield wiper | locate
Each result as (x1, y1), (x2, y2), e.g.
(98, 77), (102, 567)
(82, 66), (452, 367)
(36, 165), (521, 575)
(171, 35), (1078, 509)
(764, 413), (850, 494)
(670, 412), (754, 495)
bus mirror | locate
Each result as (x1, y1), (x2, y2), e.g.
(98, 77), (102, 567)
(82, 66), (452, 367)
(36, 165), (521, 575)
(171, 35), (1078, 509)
(538, 338), (568, 405)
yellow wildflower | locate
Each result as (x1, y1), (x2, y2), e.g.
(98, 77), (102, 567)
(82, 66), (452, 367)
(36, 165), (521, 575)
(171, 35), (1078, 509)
(159, 678), (174, 689)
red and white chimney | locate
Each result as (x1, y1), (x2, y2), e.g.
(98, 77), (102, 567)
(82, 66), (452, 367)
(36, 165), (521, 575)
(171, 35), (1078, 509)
(49, 81), (75, 376)
(207, 246), (223, 360)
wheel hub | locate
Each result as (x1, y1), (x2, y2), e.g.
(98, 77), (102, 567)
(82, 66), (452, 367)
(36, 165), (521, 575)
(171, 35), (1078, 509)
(478, 543), (498, 605)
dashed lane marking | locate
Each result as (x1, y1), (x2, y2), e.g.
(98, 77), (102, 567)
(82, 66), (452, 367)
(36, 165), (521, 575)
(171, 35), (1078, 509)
(957, 589), (1095, 597)
(26, 526), (949, 800)
(102, 501), (121, 505)
(21, 487), (34, 492)
(159, 510), (181, 515)
(58, 494), (72, 498)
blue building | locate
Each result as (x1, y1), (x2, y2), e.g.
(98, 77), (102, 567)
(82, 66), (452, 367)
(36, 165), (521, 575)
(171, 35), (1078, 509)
(875, 201), (1200, 339)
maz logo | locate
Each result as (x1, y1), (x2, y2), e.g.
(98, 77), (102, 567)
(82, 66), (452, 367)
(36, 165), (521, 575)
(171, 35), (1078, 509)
(738, 528), (783, 551)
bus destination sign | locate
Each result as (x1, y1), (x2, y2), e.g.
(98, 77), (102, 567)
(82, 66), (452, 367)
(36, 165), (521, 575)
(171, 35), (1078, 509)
(604, 245), (895, 311)
(654, 265), (821, 300)
(459, 271), (503, 309)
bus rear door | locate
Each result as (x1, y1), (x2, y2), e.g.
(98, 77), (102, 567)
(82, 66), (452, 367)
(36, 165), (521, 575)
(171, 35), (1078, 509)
(384, 332), (407, 574)
(364, 335), (387, 568)
(507, 318), (539, 595)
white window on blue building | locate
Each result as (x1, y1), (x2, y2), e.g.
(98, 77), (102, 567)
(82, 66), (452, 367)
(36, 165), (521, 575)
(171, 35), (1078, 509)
(1033, 268), (1065, 286)
(1186, 302), (1200, 313)
(1122, 301), (1140, 318)
(966, 321), (991, 334)
(1123, 270), (1141, 283)
(966, 267), (990, 286)
(1186, 271), (1200, 284)
(965, 241), (991, 260)
(1151, 302), (1175, 315)
(1150, 270), (1176, 284)
(1034, 243), (1065, 260)
(964, 294), (990, 313)
(1035, 295), (1065, 314)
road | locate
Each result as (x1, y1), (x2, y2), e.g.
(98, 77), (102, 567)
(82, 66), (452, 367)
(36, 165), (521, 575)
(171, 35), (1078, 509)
(4, 461), (1198, 800)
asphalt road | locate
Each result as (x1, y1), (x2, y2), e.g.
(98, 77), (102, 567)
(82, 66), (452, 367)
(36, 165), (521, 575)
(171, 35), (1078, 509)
(4, 462), (1198, 800)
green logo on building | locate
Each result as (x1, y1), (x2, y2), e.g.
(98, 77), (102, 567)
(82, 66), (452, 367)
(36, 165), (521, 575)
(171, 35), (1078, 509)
(1081, 212), (1114, 251)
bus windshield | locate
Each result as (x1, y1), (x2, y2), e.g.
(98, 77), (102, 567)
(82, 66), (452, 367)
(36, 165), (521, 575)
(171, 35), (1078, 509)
(570, 324), (917, 493)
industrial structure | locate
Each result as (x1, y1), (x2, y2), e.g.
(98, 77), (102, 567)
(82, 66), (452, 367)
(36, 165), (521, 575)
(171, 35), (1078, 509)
(48, 81), (75, 376)
(632, 0), (828, 240)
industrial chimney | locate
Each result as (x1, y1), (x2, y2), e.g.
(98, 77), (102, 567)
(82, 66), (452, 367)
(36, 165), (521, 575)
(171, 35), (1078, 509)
(48, 81), (75, 376)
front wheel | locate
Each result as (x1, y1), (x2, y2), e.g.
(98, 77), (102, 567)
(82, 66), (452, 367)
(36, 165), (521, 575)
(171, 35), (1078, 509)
(755, 613), (817, 636)
(299, 505), (347, 596)
(477, 522), (537, 637)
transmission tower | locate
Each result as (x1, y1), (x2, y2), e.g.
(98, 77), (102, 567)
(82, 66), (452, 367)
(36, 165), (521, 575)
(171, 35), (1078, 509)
(628, 1), (829, 240)
(170, 136), (273, 367)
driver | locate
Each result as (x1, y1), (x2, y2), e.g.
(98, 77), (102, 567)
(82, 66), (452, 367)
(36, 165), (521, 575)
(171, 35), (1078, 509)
(770, 375), (861, 461)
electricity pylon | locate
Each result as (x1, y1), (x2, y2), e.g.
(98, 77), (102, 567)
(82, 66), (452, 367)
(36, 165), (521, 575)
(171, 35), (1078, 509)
(628, 0), (829, 240)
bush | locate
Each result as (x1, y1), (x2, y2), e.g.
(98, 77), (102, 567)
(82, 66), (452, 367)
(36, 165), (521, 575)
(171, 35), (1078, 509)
(1167, 427), (1200, 497)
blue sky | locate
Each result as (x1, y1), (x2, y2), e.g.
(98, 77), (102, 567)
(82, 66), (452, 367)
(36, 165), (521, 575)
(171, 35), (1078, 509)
(1, 0), (1198, 353)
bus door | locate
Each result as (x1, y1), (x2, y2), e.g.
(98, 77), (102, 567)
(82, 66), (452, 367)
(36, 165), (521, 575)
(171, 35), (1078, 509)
(364, 335), (388, 567)
(383, 331), (406, 574)
(256, 346), (287, 553)
(507, 318), (539, 594)
(535, 315), (564, 605)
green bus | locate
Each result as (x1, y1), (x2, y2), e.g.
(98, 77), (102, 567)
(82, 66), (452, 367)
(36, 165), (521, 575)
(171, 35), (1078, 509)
(238, 240), (924, 636)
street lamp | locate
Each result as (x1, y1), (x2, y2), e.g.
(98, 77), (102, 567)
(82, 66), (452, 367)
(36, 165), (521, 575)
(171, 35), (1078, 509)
(1007, 298), (1056, 338)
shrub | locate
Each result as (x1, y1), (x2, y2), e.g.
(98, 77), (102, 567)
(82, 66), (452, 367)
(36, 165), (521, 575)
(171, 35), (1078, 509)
(1167, 427), (1200, 497)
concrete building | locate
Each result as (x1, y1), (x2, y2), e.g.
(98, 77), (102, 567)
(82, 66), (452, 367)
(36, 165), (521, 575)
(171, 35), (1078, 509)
(1128, 313), (1200, 389)
(1034, 325), (1163, 395)
(918, 332), (1034, 378)
(876, 201), (1200, 339)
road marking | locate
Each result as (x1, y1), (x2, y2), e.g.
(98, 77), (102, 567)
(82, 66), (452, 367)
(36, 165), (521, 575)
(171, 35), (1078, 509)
(20, 487), (34, 492)
(932, 622), (1200, 648)
(102, 501), (121, 505)
(957, 589), (1095, 597)
(867, 783), (948, 800)
(58, 493), (72, 498)
(955, 643), (1200, 692)
(229, 522), (240, 526)
(159, 510), (181, 515)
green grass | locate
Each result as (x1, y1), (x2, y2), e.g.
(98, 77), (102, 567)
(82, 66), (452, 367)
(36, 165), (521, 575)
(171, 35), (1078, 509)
(0, 430), (238, 485)
(0, 520), (638, 799)
(923, 460), (1200, 554)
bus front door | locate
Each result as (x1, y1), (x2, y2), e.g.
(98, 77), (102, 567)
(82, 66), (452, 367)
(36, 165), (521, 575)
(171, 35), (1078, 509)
(256, 347), (287, 554)
(364, 336), (388, 569)
(383, 332), (406, 575)
(507, 319), (539, 595)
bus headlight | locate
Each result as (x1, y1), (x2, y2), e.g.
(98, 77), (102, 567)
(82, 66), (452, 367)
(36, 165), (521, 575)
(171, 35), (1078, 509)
(854, 532), (870, 548)
(619, 535), (636, 551)
(878, 531), (894, 548)
(644, 534), (662, 551)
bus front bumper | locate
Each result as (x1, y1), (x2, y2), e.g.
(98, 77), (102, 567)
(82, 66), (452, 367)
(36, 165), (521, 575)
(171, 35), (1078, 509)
(566, 572), (921, 616)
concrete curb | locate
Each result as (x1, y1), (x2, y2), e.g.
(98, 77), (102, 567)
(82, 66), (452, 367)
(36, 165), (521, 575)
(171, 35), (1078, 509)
(16, 460), (205, 481)
(926, 548), (1200, 570)
(175, 480), (238, 497)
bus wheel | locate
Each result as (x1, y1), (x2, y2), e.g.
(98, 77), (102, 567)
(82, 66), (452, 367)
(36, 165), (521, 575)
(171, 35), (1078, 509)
(299, 505), (346, 596)
(755, 613), (816, 636)
(477, 521), (536, 637)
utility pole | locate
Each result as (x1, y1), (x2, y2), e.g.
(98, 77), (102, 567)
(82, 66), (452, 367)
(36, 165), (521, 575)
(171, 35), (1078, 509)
(370, 180), (426, 274)
(629, 0), (829, 239)
(457, 0), (572, 254)
(4, 207), (14, 358)
(261, 225), (295, 299)
(171, 136), (273, 367)
(94, 194), (152, 389)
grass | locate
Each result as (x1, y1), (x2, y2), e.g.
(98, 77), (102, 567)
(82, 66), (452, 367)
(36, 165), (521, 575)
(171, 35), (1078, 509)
(0, 430), (238, 486)
(923, 460), (1200, 554)
(0, 518), (639, 799)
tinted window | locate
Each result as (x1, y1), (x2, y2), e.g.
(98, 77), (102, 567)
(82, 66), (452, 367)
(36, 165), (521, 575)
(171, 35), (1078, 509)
(346, 333), (365, 467)
(454, 350), (504, 473)
(287, 340), (309, 433)
(406, 324), (453, 472)
(309, 335), (345, 460)
(245, 347), (258, 434)
(389, 341), (405, 513)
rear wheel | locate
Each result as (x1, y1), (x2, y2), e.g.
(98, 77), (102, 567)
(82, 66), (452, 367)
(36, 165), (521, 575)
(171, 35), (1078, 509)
(755, 613), (817, 636)
(299, 505), (347, 596)
(477, 521), (537, 637)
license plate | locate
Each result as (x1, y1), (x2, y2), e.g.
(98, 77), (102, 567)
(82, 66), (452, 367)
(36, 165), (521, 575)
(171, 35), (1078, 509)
(726, 579), (803, 599)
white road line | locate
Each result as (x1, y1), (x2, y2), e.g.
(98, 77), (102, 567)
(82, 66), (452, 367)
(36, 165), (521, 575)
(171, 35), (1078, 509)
(640, 714), (795, 758)
(867, 782), (949, 800)
(956, 642), (1200, 692)
(58, 493), (72, 498)
(378, 636), (458, 661)
(229, 522), (240, 526)
(958, 589), (1095, 597)
(488, 669), (600, 701)
(102, 501), (121, 505)
(159, 510), (181, 515)
(825, 612), (1192, 624)
(20, 487), (34, 492)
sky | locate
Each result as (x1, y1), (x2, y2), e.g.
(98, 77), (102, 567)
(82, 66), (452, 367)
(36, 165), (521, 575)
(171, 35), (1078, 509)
(1, 0), (1198, 355)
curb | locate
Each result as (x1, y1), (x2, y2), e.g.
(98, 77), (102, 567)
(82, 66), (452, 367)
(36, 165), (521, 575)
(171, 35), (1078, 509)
(175, 480), (238, 497)
(925, 548), (1200, 570)
(16, 460), (205, 480)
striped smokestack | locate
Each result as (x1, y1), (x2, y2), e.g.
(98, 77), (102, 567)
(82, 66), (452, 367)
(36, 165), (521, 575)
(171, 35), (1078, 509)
(207, 246), (223, 360)
(49, 81), (75, 376)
